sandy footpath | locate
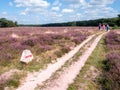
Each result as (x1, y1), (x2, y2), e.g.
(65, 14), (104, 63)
(41, 33), (104, 90)
(16, 35), (95, 90)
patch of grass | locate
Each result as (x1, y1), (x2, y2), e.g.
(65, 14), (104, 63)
(68, 84), (77, 90)
(54, 50), (63, 58)
(112, 25), (119, 30)
(68, 35), (107, 90)
(0, 71), (26, 90)
(98, 75), (113, 90)
(7, 78), (19, 88)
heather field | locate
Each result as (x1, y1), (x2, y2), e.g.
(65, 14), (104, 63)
(0, 27), (119, 90)
(102, 31), (120, 90)
(0, 27), (98, 89)
(0, 27), (97, 71)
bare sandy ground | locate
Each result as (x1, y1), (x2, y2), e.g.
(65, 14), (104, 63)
(16, 35), (95, 90)
(0, 69), (20, 85)
(41, 33), (104, 90)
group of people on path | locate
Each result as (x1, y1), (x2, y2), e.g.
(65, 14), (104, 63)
(98, 23), (109, 31)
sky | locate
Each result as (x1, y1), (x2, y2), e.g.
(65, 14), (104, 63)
(0, 0), (120, 24)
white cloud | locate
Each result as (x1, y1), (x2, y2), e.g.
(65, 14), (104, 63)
(51, 6), (60, 11)
(80, 0), (87, 5)
(14, 0), (50, 15)
(62, 0), (87, 10)
(90, 0), (115, 5)
(39, 11), (63, 24)
(52, 13), (62, 17)
(52, 0), (62, 10)
(62, 0), (80, 3)
(20, 12), (27, 15)
(69, 4), (81, 9)
(62, 0), (87, 5)
(57, 14), (63, 17)
(14, 0), (49, 8)
(44, 11), (62, 18)
(80, 0), (117, 20)
(82, 0), (115, 10)
(84, 10), (98, 15)
(20, 7), (47, 16)
(77, 13), (82, 16)
(2, 12), (7, 15)
(62, 9), (74, 13)
(20, 8), (30, 15)
(9, 2), (13, 6)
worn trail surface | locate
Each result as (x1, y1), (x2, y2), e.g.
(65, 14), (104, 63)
(16, 35), (95, 90)
(40, 33), (104, 90)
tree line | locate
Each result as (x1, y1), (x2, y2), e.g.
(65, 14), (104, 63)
(0, 18), (17, 27)
(41, 14), (120, 27)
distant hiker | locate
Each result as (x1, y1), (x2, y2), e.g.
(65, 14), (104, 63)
(100, 23), (104, 30)
(98, 23), (102, 30)
(102, 24), (106, 30)
(105, 24), (109, 32)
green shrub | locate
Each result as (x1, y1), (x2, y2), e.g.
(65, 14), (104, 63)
(112, 25), (119, 30)
(98, 76), (112, 90)
(54, 50), (63, 57)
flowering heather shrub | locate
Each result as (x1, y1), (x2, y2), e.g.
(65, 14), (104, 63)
(106, 52), (120, 83)
(107, 52), (120, 63)
(63, 34), (71, 40)
(10, 43), (30, 51)
(61, 45), (71, 53)
(105, 31), (120, 45)
(17, 31), (30, 36)
(36, 45), (53, 55)
(105, 31), (120, 86)
(54, 50), (63, 58)
(7, 37), (18, 43)
(0, 38), (17, 46)
(0, 37), (6, 44)
(50, 34), (64, 40)
(0, 52), (12, 63)
(21, 39), (35, 47)
(0, 46), (2, 51)
(106, 44), (120, 50)
(72, 35), (86, 44)
(40, 45), (53, 51)
(37, 35), (54, 45)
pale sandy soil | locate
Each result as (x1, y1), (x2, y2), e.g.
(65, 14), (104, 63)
(11, 33), (20, 38)
(40, 33), (104, 90)
(16, 35), (95, 90)
(0, 69), (20, 85)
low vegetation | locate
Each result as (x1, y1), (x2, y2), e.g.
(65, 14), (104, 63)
(68, 30), (120, 90)
(0, 27), (97, 89)
(68, 33), (106, 90)
(0, 26), (119, 89)
(99, 31), (120, 90)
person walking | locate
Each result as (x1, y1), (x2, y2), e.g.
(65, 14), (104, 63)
(105, 24), (109, 32)
(102, 24), (106, 30)
(98, 23), (102, 30)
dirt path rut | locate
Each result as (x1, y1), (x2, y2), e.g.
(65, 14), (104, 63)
(16, 35), (95, 90)
(39, 33), (104, 90)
